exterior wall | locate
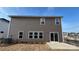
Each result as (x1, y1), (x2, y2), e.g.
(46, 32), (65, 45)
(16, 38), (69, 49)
(0, 20), (9, 38)
(9, 17), (62, 42)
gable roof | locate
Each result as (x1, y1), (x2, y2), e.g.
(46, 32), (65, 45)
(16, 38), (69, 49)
(9, 15), (63, 18)
(0, 18), (9, 23)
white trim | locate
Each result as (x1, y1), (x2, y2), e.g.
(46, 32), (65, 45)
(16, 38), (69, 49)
(61, 18), (64, 42)
(28, 31), (44, 39)
(49, 32), (59, 42)
(18, 31), (24, 39)
(40, 18), (45, 25)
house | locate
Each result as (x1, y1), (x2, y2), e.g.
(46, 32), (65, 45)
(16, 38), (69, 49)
(68, 32), (76, 37)
(63, 32), (68, 37)
(9, 16), (63, 43)
(0, 18), (9, 38)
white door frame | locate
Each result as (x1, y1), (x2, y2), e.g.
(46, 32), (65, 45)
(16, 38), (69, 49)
(49, 32), (59, 42)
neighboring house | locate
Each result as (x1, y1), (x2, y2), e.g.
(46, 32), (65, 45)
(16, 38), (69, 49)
(77, 33), (79, 38)
(63, 32), (68, 37)
(68, 32), (76, 37)
(0, 18), (9, 38)
(9, 16), (63, 43)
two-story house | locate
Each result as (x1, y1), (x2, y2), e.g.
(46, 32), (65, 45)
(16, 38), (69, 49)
(9, 16), (63, 43)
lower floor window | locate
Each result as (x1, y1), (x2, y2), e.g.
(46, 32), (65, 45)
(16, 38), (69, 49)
(34, 36), (38, 38)
(39, 32), (43, 38)
(39, 36), (43, 38)
(28, 31), (43, 39)
(29, 36), (33, 38)
(19, 36), (22, 38)
(18, 31), (23, 39)
(34, 32), (38, 38)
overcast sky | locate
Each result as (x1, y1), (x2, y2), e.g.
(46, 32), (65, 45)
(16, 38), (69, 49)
(0, 7), (78, 32)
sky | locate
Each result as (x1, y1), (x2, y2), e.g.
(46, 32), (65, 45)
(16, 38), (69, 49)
(0, 7), (79, 32)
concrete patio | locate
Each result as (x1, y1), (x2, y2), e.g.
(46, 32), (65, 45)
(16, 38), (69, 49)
(47, 42), (79, 50)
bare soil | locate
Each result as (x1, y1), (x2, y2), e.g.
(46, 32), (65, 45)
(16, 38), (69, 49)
(0, 41), (79, 51)
(0, 43), (52, 51)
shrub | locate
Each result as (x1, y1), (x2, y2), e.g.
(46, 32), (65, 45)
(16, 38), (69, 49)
(1, 38), (13, 44)
(0, 38), (3, 43)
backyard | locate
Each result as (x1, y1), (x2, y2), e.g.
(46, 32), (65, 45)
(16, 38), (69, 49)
(0, 36), (79, 51)
(0, 43), (52, 51)
(0, 41), (79, 51)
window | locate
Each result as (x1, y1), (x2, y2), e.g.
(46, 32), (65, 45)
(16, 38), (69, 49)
(19, 36), (22, 38)
(40, 18), (45, 25)
(34, 32), (38, 38)
(29, 32), (33, 38)
(18, 32), (23, 39)
(55, 18), (60, 25)
(19, 32), (23, 35)
(0, 31), (4, 33)
(28, 31), (43, 39)
(38, 32), (43, 39)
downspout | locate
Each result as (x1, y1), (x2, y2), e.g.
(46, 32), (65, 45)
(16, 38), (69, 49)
(7, 20), (11, 38)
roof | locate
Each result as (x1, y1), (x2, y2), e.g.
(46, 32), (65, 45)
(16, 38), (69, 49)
(0, 18), (9, 23)
(9, 15), (63, 18)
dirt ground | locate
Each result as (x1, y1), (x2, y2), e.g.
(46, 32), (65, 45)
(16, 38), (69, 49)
(0, 42), (79, 51)
(0, 43), (52, 51)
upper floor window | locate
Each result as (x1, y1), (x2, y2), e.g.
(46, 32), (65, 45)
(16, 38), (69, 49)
(55, 18), (60, 25)
(40, 18), (45, 25)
